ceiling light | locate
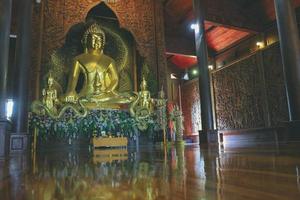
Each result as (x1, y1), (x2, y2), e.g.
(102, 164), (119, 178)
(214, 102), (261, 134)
(190, 23), (199, 31)
(256, 41), (264, 49)
(192, 69), (198, 75)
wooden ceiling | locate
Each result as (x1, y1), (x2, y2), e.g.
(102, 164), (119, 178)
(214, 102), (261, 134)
(164, 0), (300, 69)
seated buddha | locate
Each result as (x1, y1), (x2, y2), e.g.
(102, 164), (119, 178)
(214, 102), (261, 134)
(64, 23), (133, 109)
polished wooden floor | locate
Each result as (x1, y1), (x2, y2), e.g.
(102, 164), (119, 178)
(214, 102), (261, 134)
(1, 142), (300, 200)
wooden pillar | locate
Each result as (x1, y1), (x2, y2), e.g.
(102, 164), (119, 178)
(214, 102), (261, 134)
(11, 0), (32, 150)
(193, 0), (216, 141)
(0, 0), (12, 119)
(274, 0), (300, 121)
(0, 0), (12, 156)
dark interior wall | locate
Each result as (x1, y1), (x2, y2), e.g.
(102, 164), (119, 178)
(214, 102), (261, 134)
(262, 44), (289, 126)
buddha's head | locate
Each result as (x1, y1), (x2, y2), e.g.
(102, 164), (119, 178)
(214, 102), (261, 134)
(82, 23), (105, 52)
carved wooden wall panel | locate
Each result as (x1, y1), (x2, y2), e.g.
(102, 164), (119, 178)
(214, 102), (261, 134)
(212, 54), (266, 130)
(262, 44), (289, 126)
(182, 79), (201, 135)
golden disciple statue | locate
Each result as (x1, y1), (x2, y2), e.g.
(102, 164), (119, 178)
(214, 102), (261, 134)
(42, 73), (59, 113)
(64, 23), (132, 108)
(130, 77), (154, 119)
(139, 77), (154, 111)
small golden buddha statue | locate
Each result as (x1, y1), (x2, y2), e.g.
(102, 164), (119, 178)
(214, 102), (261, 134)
(42, 73), (59, 113)
(139, 77), (153, 111)
(130, 77), (154, 119)
(156, 86), (167, 107)
(64, 23), (132, 108)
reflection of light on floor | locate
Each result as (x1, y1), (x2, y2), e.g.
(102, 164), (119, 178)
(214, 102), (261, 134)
(297, 166), (300, 192)
(93, 149), (128, 163)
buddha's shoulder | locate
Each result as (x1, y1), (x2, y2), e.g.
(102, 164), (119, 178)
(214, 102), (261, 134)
(74, 54), (115, 64)
(100, 54), (115, 63)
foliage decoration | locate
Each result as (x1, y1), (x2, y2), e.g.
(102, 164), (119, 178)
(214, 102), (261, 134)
(29, 109), (156, 144)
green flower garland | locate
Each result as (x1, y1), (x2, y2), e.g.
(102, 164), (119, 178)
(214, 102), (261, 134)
(29, 109), (158, 143)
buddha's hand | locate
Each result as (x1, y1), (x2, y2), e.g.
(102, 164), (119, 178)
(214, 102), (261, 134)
(64, 93), (78, 103)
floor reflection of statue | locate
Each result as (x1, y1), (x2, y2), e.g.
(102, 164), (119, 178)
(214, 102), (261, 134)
(42, 73), (59, 113)
(155, 87), (167, 128)
(155, 87), (168, 143)
(64, 23), (133, 108)
(171, 105), (184, 142)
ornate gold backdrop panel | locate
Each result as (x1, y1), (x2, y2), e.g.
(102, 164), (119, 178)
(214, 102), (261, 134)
(42, 19), (135, 95)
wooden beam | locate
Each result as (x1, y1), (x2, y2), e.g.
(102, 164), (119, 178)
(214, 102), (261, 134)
(183, 0), (263, 32)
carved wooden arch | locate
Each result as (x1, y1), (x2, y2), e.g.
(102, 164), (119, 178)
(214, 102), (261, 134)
(81, 1), (148, 58)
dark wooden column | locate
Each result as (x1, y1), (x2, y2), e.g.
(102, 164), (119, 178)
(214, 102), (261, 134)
(11, 0), (32, 151)
(0, 0), (12, 156)
(0, 0), (12, 119)
(274, 0), (300, 121)
(193, 0), (216, 142)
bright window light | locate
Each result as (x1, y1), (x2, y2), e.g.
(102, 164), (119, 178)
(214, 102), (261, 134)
(170, 73), (178, 79)
(6, 99), (14, 120)
(183, 73), (189, 80)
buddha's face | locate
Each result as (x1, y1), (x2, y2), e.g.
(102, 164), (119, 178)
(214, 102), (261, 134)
(86, 33), (103, 51)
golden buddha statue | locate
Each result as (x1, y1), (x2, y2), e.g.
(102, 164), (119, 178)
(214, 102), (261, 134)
(64, 23), (133, 108)
(42, 73), (59, 113)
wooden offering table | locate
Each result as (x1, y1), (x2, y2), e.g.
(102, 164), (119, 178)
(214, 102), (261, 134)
(92, 137), (128, 148)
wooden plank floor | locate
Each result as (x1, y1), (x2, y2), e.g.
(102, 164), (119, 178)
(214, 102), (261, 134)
(0, 142), (300, 199)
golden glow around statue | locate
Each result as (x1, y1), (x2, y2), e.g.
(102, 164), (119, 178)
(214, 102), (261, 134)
(64, 23), (132, 108)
